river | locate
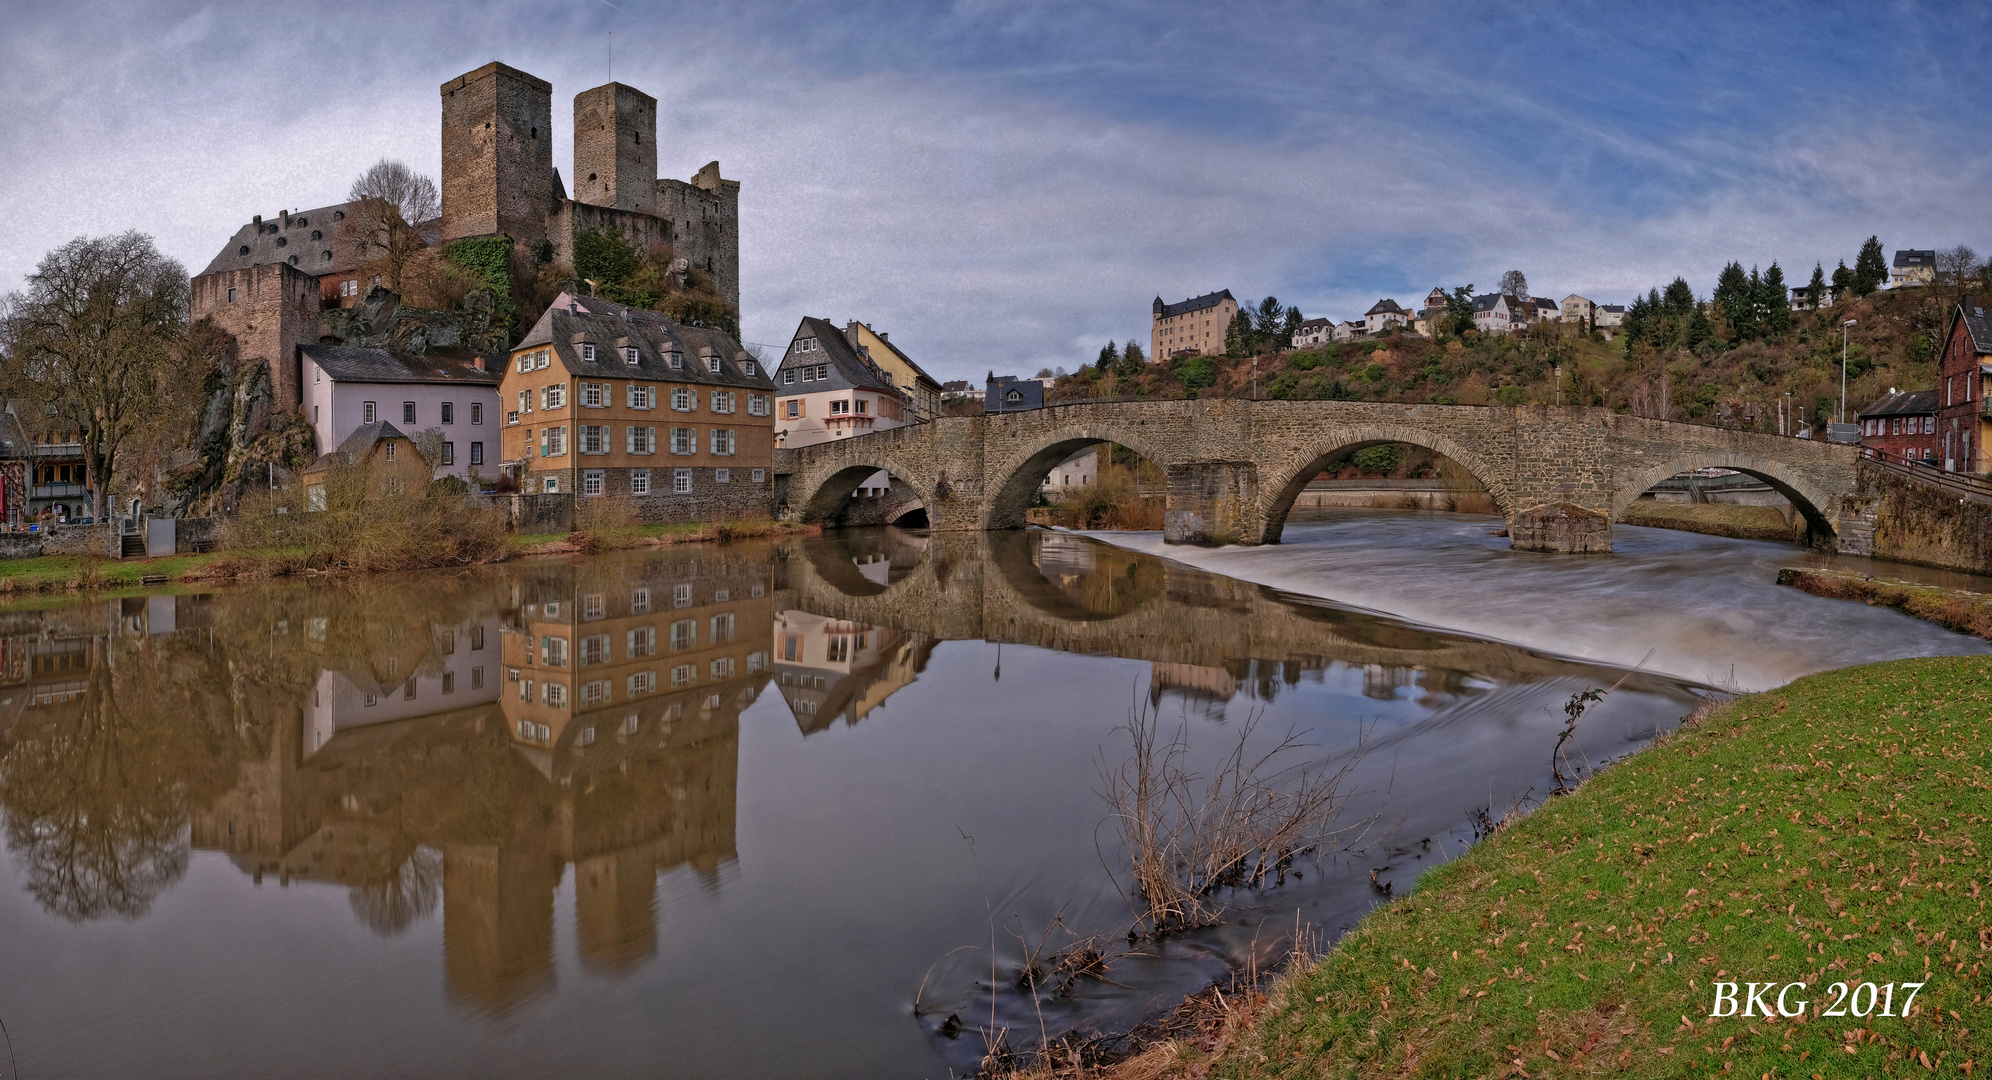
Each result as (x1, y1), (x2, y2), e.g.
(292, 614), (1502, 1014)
(0, 518), (1980, 1079)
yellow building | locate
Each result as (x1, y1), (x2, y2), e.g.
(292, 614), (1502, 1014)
(845, 321), (944, 423)
(1151, 289), (1238, 360)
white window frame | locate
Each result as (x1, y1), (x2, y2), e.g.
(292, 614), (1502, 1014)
(470, 442), (484, 465)
(630, 469), (650, 495)
(470, 403), (482, 425)
(625, 346), (640, 365)
(582, 469), (605, 496)
(673, 468), (693, 494)
(751, 468), (765, 483)
(710, 429), (735, 456)
(707, 355), (722, 373)
(364, 401), (377, 423)
(582, 382), (604, 408)
(627, 384), (655, 410)
(715, 468), (730, 484)
(670, 427), (694, 455)
(710, 390), (735, 413)
(582, 343), (596, 362)
(672, 387), (693, 411)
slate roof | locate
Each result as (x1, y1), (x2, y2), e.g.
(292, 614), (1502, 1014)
(775, 317), (902, 396)
(1532, 296), (1559, 311)
(515, 294), (774, 392)
(847, 322), (941, 389)
(1364, 299), (1406, 316)
(301, 345), (500, 386)
(201, 202), (368, 277)
(1893, 249), (1936, 269)
(1598, 304), (1626, 313)
(1856, 389), (1938, 419)
(1154, 290), (1236, 319)
(304, 420), (416, 474)
(1472, 293), (1505, 313)
(1297, 317), (1332, 330)
(1951, 300), (1992, 357)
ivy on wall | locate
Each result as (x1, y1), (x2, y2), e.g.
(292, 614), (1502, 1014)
(442, 235), (517, 332)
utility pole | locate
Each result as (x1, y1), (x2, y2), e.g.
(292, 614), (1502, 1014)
(1841, 319), (1858, 423)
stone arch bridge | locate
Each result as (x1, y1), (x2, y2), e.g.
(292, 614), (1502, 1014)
(774, 401), (1868, 554)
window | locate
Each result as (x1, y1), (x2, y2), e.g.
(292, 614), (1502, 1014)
(747, 650), (768, 673)
(627, 671), (656, 695)
(541, 635), (569, 665)
(580, 425), (607, 454)
(669, 619), (697, 650)
(711, 657), (735, 680)
(544, 683), (568, 708)
(743, 361), (757, 376)
(708, 355), (722, 373)
(624, 713), (643, 735)
(385, 442), (396, 461)
(856, 399), (869, 415)
(830, 400), (850, 415)
(710, 612), (735, 642)
(441, 402), (454, 424)
(670, 428), (695, 454)
(627, 626), (656, 657)
(630, 588), (650, 613)
(710, 429), (735, 455)
(748, 394), (768, 416)
(582, 343), (596, 362)
(670, 664), (696, 688)
(470, 442), (483, 465)
(628, 384), (655, 409)
(784, 369), (796, 385)
(442, 671), (455, 693)
(544, 476), (559, 493)
(672, 387), (693, 411)
(580, 634), (610, 664)
(541, 426), (567, 456)
(403, 402), (416, 425)
(471, 403), (482, 425)
(579, 726), (596, 747)
(711, 390), (735, 413)
(667, 350), (684, 370)
(537, 349), (550, 370)
(544, 385), (566, 409)
(518, 390), (531, 415)
(674, 583), (693, 607)
(583, 469), (605, 495)
(518, 353), (533, 373)
(716, 468), (730, 483)
(752, 468), (765, 483)
(625, 346), (640, 365)
(674, 468), (692, 493)
(314, 367), (322, 385)
(313, 405), (319, 424)
(227, 287), (237, 303)
(627, 426), (656, 454)
(441, 442), (454, 466)
(630, 468), (650, 495)
(816, 365), (828, 380)
(364, 401), (377, 423)
(471, 665), (485, 689)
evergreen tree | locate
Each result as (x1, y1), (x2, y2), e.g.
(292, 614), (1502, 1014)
(1759, 262), (1791, 339)
(1622, 293), (1652, 354)
(1446, 285), (1476, 336)
(1854, 235), (1887, 296)
(1096, 340), (1119, 372)
(1831, 259), (1854, 295)
(1224, 309), (1253, 357)
(1712, 261), (1753, 340)
(1662, 277), (1695, 314)
(1684, 303), (1715, 352)
(1117, 341), (1146, 379)
(1807, 263), (1827, 309)
(1252, 296), (1285, 346)
(1281, 305), (1303, 349)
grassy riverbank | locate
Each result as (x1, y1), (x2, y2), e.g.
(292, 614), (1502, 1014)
(1054, 657), (1992, 1078)
(0, 519), (811, 593)
(1619, 500), (1805, 543)
(1780, 568), (1992, 643)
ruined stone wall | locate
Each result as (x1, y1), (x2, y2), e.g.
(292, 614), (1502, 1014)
(658, 164), (740, 323)
(572, 83), (657, 216)
(189, 262), (320, 412)
(440, 62), (553, 246)
(1860, 461), (1992, 574)
(546, 200), (673, 270)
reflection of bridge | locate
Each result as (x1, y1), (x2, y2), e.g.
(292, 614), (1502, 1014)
(778, 530), (1688, 691)
(774, 400), (1867, 554)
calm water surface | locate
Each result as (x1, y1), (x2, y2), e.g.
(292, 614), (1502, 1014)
(0, 521), (1979, 1078)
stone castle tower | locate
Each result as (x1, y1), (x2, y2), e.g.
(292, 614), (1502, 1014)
(439, 62), (740, 322)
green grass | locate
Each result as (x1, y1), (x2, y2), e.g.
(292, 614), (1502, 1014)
(1620, 500), (1804, 544)
(0, 553), (216, 591)
(1211, 657), (1992, 1078)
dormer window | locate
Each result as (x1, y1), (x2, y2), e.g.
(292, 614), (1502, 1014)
(707, 356), (722, 373)
(625, 346), (639, 365)
(743, 361), (757, 376)
(581, 343), (596, 362)
(668, 351), (683, 370)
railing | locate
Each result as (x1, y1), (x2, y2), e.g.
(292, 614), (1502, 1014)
(31, 484), (89, 499)
(32, 443), (82, 457)
(1859, 445), (1992, 504)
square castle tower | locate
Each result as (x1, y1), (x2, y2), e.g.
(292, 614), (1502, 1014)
(440, 62), (739, 322)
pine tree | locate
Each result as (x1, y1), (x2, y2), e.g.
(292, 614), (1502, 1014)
(1118, 341), (1146, 378)
(1446, 285), (1476, 336)
(1854, 235), (1887, 296)
(1713, 261), (1753, 340)
(1684, 303), (1715, 352)
(1622, 293), (1652, 355)
(1759, 262), (1791, 339)
(1807, 263), (1827, 309)
(1831, 259), (1853, 295)
(1096, 341), (1119, 371)
(1253, 296), (1285, 346)
(1224, 309), (1254, 357)
(1662, 277), (1695, 314)
(1281, 305), (1303, 349)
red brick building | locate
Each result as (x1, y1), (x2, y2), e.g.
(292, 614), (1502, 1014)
(1935, 298), (1992, 473)
(1855, 389), (1937, 463)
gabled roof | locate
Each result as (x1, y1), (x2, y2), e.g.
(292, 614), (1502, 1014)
(776, 317), (902, 396)
(1297, 317), (1332, 330)
(515, 294), (773, 390)
(846, 322), (941, 390)
(1950, 299), (1992, 356)
(1532, 296), (1559, 310)
(1893, 249), (1936, 269)
(1364, 298), (1406, 316)
(1856, 389), (1938, 419)
(1598, 304), (1626, 313)
(305, 420), (416, 474)
(1155, 290), (1235, 319)
(1472, 293), (1505, 312)
(301, 345), (499, 386)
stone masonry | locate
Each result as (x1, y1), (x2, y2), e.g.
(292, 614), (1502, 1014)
(440, 62), (555, 246)
(774, 400), (1867, 555)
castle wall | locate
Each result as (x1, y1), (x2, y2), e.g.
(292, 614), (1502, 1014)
(440, 62), (553, 246)
(659, 164), (740, 322)
(573, 83), (658, 217)
(190, 263), (321, 412)
(546, 200), (673, 270)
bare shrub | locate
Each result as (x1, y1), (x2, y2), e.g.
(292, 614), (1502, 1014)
(221, 457), (506, 573)
(1099, 702), (1363, 937)
(399, 248), (478, 311)
(571, 496), (644, 553)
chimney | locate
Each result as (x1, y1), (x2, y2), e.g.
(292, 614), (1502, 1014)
(253, 214), (262, 230)
(472, 356), (486, 371)
(569, 300), (578, 314)
(280, 209), (290, 229)
(879, 331), (889, 343)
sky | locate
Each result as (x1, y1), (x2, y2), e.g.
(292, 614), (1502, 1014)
(2, 0), (1988, 382)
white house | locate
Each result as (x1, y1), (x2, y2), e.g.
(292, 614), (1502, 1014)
(1331, 320), (1366, 343)
(299, 345), (502, 482)
(1561, 295), (1595, 324)
(1471, 293), (1524, 336)
(1891, 250), (1935, 289)
(1531, 296), (1559, 321)
(1292, 317), (1333, 349)
(1040, 445), (1099, 500)
(1594, 304), (1627, 329)
(775, 316), (911, 497)
(1363, 299), (1409, 334)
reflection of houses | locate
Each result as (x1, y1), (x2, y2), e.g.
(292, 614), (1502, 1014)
(304, 615), (502, 756)
(771, 610), (934, 734)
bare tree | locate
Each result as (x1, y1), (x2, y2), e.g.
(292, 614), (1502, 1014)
(1934, 245), (1981, 308)
(1, 231), (189, 519)
(342, 159), (440, 292)
(1499, 269), (1530, 300)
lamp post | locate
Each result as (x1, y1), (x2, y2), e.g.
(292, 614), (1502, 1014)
(1841, 319), (1858, 423)
(1554, 364), (1563, 406)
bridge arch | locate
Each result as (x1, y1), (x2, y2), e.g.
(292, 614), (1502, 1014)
(982, 424), (1176, 531)
(1255, 423), (1520, 544)
(1609, 453), (1836, 541)
(792, 456), (940, 530)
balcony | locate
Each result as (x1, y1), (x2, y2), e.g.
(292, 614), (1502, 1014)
(32, 442), (81, 458)
(31, 484), (89, 499)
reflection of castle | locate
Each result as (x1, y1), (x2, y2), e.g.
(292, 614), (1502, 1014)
(771, 610), (934, 734)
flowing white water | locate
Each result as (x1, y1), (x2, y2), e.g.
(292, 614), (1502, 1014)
(1084, 511), (1992, 692)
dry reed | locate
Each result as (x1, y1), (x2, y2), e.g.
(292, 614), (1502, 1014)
(219, 458), (507, 575)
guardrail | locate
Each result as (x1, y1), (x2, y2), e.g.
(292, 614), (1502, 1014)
(1859, 445), (1992, 504)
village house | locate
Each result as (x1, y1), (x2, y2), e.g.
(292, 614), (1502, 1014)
(1594, 304), (1627, 329)
(1935, 297), (1992, 473)
(1856, 389), (1939, 464)
(1331, 320), (1366, 343)
(1891, 250), (1936, 289)
(299, 420), (434, 511)
(985, 375), (1045, 412)
(1790, 283), (1843, 311)
(775, 317), (910, 498)
(1291, 317), (1333, 349)
(1471, 293), (1525, 336)
(300, 346), (500, 483)
(500, 294), (775, 514)
(1530, 296), (1560, 322)
(843, 321), (943, 423)
(1560, 294), (1595, 325)
(1150, 290), (1238, 359)
(1039, 445), (1099, 500)
(1363, 299), (1409, 335)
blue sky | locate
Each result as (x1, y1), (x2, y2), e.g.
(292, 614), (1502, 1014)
(1, 0), (1987, 381)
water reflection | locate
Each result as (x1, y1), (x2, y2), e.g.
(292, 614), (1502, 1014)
(0, 526), (1961, 1078)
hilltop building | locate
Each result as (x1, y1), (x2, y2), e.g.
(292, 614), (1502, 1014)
(1292, 317), (1333, 349)
(1151, 290), (1238, 359)
(1363, 299), (1409, 334)
(1892, 250), (1936, 289)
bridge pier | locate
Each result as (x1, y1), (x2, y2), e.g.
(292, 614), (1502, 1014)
(1162, 460), (1260, 546)
(1510, 503), (1613, 554)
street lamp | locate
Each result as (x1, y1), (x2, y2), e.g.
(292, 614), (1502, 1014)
(1841, 319), (1858, 424)
(1554, 364), (1562, 406)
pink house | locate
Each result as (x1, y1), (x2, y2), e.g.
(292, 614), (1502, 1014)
(300, 345), (502, 482)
